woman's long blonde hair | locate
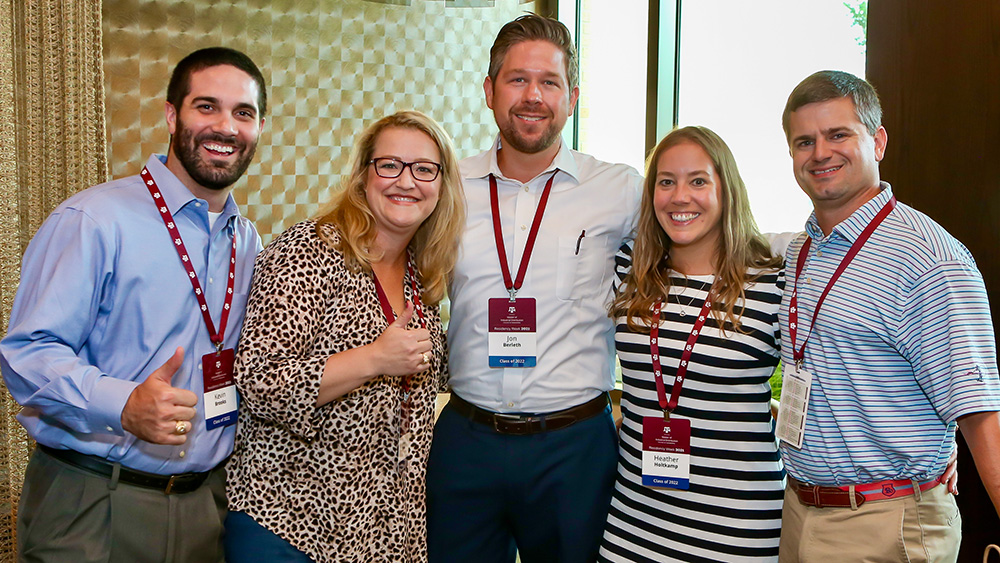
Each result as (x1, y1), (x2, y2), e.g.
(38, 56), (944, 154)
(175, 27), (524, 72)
(315, 111), (465, 305)
(611, 126), (781, 331)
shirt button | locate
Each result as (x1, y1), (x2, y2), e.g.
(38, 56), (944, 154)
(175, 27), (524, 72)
(816, 250), (823, 257)
(198, 364), (203, 370)
(523, 186), (529, 192)
(195, 202), (201, 207)
(105, 426), (113, 432)
(179, 450), (186, 458)
(520, 225), (527, 231)
(806, 277), (812, 284)
(508, 402), (515, 407)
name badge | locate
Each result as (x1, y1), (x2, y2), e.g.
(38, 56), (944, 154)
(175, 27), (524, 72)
(203, 348), (238, 429)
(641, 417), (691, 489)
(488, 297), (537, 368)
(776, 363), (813, 449)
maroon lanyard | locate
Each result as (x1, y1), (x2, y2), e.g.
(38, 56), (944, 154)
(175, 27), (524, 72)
(489, 171), (558, 299)
(371, 259), (426, 328)
(650, 286), (714, 418)
(371, 260), (427, 401)
(142, 167), (236, 351)
(789, 197), (896, 366)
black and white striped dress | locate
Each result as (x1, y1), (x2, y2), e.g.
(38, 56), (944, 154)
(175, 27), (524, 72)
(599, 266), (785, 563)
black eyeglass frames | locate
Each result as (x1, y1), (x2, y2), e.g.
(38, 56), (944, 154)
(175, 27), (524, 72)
(369, 158), (442, 182)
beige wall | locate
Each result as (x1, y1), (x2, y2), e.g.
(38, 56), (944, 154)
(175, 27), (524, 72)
(102, 0), (528, 242)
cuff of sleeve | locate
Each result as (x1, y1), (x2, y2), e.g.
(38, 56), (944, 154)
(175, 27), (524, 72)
(90, 376), (140, 435)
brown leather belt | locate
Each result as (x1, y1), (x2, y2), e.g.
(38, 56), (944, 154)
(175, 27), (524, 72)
(788, 475), (942, 508)
(448, 393), (610, 435)
(40, 444), (213, 495)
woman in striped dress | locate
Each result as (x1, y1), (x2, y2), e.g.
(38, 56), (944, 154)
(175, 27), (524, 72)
(599, 126), (784, 562)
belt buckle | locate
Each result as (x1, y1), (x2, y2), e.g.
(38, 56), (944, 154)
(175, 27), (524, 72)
(811, 485), (823, 509)
(165, 475), (178, 495)
(493, 413), (527, 434)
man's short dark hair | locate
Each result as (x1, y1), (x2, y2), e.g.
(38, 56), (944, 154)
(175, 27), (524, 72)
(167, 47), (267, 116)
(489, 14), (578, 90)
(782, 70), (882, 140)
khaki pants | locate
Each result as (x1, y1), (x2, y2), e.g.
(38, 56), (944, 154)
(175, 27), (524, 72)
(18, 447), (227, 563)
(778, 482), (961, 563)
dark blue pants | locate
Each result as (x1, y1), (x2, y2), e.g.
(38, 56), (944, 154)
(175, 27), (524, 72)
(426, 400), (619, 563)
(224, 510), (314, 562)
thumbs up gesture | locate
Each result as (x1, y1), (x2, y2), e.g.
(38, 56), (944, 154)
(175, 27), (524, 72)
(370, 301), (433, 376)
(121, 347), (199, 445)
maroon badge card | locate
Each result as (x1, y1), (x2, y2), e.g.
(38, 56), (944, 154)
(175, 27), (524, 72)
(202, 348), (237, 429)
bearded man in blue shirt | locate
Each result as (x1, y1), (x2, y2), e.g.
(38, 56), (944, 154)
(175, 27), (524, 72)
(0, 47), (266, 563)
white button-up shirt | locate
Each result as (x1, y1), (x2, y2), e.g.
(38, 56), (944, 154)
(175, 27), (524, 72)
(447, 137), (643, 413)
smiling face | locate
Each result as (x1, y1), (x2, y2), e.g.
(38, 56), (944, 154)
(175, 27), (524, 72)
(365, 127), (442, 244)
(165, 64), (264, 197)
(787, 96), (887, 231)
(484, 39), (579, 159)
(653, 142), (723, 267)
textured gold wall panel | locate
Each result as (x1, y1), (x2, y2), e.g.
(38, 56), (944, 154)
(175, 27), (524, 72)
(103, 0), (526, 243)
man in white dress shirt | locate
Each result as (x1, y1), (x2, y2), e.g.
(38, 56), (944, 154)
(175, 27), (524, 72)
(426, 14), (643, 563)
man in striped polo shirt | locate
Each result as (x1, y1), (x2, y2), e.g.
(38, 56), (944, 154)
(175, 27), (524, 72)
(775, 70), (1000, 561)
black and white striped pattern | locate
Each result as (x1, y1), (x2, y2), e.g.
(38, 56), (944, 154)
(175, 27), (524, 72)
(600, 265), (785, 563)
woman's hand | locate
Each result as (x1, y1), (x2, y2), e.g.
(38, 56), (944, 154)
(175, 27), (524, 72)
(369, 300), (433, 376)
(318, 301), (434, 406)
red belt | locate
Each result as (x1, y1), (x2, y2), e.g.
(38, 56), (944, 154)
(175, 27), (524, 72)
(789, 475), (943, 508)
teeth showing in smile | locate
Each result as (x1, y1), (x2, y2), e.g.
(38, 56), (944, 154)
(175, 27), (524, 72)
(204, 143), (235, 154)
(389, 195), (418, 203)
(517, 115), (543, 122)
(671, 212), (700, 222)
(811, 165), (841, 175)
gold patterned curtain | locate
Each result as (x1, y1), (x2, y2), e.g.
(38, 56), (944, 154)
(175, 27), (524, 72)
(0, 0), (107, 556)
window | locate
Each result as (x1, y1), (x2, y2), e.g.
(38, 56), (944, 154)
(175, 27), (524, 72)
(561, 0), (867, 233)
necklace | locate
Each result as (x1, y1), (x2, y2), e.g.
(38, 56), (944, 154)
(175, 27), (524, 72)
(675, 277), (712, 317)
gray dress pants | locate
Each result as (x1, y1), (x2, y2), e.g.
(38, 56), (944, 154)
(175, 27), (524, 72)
(17, 447), (226, 563)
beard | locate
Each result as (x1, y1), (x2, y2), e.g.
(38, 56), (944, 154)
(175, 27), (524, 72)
(498, 105), (564, 155)
(170, 116), (258, 191)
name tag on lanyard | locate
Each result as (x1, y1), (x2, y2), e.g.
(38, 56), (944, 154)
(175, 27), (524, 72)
(142, 166), (239, 430)
(642, 417), (691, 489)
(488, 297), (537, 367)
(487, 172), (556, 369)
(780, 196), (897, 449)
(776, 363), (812, 449)
(203, 348), (237, 429)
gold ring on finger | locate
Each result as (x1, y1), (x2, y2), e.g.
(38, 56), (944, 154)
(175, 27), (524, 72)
(174, 420), (188, 435)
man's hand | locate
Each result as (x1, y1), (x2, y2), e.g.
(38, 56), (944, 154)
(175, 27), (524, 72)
(121, 347), (198, 445)
(943, 446), (958, 495)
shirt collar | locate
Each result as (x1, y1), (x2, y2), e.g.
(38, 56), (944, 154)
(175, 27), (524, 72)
(144, 154), (241, 222)
(805, 182), (893, 243)
(468, 134), (581, 187)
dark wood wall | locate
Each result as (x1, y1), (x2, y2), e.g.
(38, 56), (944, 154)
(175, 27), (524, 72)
(867, 2), (1000, 559)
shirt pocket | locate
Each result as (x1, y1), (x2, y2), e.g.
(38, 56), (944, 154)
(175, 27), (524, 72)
(555, 234), (609, 301)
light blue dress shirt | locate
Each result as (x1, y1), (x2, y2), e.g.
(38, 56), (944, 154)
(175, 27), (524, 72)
(1, 155), (262, 474)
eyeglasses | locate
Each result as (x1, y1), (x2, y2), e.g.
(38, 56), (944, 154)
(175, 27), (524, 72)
(369, 158), (442, 182)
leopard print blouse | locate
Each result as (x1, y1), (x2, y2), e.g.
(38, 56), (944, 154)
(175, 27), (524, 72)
(226, 220), (447, 563)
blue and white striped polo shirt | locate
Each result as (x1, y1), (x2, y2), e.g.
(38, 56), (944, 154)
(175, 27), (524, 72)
(778, 183), (1000, 486)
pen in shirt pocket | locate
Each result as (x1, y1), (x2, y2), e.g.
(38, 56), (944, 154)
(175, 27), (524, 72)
(575, 230), (586, 255)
